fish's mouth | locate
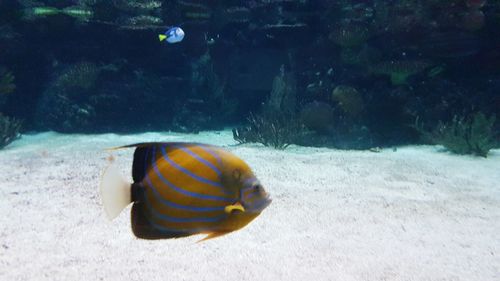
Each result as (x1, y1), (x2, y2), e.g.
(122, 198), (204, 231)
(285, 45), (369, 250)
(244, 195), (272, 213)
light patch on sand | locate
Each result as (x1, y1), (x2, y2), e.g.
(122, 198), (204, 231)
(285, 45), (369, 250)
(1, 131), (499, 281)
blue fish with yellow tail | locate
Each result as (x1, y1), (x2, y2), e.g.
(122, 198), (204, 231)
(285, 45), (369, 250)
(158, 27), (185, 44)
(99, 142), (271, 241)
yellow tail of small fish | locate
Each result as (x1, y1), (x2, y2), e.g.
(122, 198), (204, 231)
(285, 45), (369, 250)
(158, 34), (167, 41)
(99, 165), (131, 220)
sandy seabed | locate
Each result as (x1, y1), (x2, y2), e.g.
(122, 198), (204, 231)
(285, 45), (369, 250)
(0, 130), (499, 281)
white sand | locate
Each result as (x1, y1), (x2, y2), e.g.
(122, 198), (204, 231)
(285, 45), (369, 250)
(1, 130), (499, 281)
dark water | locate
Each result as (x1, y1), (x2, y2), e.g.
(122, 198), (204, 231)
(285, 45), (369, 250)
(0, 0), (499, 150)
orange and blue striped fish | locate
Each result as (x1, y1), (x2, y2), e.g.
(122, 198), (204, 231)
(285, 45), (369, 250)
(99, 142), (271, 241)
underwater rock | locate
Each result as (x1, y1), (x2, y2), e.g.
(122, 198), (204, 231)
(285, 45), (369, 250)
(331, 85), (364, 117)
(256, 23), (309, 46)
(299, 101), (334, 134)
(228, 50), (285, 95)
(418, 31), (483, 59)
(331, 125), (373, 150)
(171, 102), (220, 134)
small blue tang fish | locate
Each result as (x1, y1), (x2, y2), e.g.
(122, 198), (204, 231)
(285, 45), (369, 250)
(158, 27), (185, 44)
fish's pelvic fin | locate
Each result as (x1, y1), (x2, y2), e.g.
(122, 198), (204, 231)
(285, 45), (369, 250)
(131, 202), (192, 239)
(158, 34), (167, 41)
(99, 164), (131, 220)
(224, 202), (245, 213)
(197, 232), (231, 243)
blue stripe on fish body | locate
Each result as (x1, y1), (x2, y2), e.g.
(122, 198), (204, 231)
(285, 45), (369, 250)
(151, 146), (233, 203)
(159, 146), (228, 195)
(197, 145), (223, 165)
(144, 175), (226, 212)
(145, 214), (219, 235)
(144, 197), (228, 223)
(171, 144), (222, 177)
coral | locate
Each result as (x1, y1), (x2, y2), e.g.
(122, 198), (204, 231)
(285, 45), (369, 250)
(116, 15), (162, 29)
(418, 112), (498, 157)
(370, 60), (432, 85)
(466, 0), (487, 9)
(54, 62), (101, 93)
(170, 51), (237, 133)
(220, 6), (251, 24)
(299, 101), (335, 134)
(331, 85), (364, 117)
(339, 45), (381, 66)
(232, 111), (304, 149)
(35, 62), (102, 131)
(462, 10), (485, 31)
(0, 67), (15, 95)
(178, 0), (212, 21)
(20, 2), (94, 22)
(372, 0), (426, 33)
(258, 23), (308, 42)
(190, 52), (237, 122)
(0, 113), (21, 149)
(329, 24), (370, 48)
(191, 52), (225, 102)
(112, 0), (162, 12)
(112, 0), (163, 29)
(267, 65), (297, 115)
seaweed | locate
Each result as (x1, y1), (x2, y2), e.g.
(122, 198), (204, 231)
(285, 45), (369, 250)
(417, 112), (498, 157)
(0, 113), (22, 149)
(232, 111), (305, 149)
(0, 67), (15, 95)
(232, 64), (304, 149)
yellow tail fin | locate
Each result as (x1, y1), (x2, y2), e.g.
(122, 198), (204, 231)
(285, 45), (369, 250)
(158, 34), (167, 41)
(99, 165), (131, 220)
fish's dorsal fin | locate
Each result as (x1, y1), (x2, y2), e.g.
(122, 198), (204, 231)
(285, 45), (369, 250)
(112, 142), (221, 183)
(105, 142), (164, 182)
(132, 145), (153, 183)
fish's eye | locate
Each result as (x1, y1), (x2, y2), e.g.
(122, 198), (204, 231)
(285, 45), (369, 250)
(253, 184), (263, 193)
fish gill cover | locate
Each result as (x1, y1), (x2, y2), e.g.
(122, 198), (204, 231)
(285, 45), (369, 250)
(0, 0), (498, 155)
